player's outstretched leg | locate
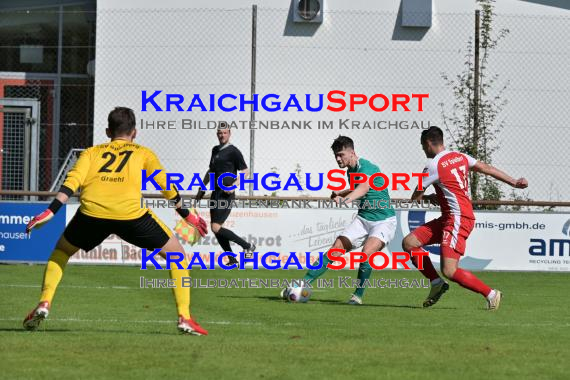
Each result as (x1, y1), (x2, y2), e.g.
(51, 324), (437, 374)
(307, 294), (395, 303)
(402, 234), (449, 308)
(160, 235), (208, 335)
(23, 236), (77, 331)
(281, 237), (350, 300)
(441, 255), (502, 311)
(280, 254), (333, 300)
(305, 237), (350, 284)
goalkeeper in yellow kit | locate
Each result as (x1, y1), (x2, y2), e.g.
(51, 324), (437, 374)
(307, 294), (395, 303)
(23, 107), (209, 335)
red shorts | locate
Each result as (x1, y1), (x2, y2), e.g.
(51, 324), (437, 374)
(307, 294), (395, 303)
(411, 215), (475, 260)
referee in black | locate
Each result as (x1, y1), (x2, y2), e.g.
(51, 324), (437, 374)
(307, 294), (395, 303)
(197, 122), (255, 265)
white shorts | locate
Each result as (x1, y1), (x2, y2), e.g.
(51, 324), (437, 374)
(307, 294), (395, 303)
(340, 215), (397, 249)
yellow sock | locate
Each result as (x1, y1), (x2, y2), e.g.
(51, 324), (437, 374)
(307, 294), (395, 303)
(40, 249), (71, 304)
(170, 259), (191, 319)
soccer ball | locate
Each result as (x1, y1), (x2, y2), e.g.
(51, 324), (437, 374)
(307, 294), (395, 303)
(284, 285), (312, 303)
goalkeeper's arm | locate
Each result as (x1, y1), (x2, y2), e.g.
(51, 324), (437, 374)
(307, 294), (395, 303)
(144, 149), (208, 236)
(26, 186), (73, 234)
(169, 191), (208, 237)
(27, 148), (91, 234)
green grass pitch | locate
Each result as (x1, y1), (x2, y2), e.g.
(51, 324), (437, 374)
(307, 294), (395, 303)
(1, 265), (569, 379)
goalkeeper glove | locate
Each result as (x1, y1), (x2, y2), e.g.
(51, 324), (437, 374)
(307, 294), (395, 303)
(177, 209), (208, 237)
(26, 209), (54, 236)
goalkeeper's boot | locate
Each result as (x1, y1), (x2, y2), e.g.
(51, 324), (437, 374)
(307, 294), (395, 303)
(348, 294), (363, 305)
(423, 281), (450, 308)
(23, 301), (50, 331)
(280, 287), (289, 300)
(487, 290), (502, 311)
(244, 243), (256, 259)
(177, 315), (208, 336)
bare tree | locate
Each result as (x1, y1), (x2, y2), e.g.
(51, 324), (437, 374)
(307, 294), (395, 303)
(439, 0), (509, 208)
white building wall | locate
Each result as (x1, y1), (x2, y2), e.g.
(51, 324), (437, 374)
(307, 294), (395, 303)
(94, 0), (570, 201)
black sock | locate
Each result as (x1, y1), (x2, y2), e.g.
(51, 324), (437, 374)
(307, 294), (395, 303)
(217, 228), (250, 249)
(214, 233), (233, 253)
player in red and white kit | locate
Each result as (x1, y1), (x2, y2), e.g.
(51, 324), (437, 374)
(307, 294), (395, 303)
(403, 126), (528, 310)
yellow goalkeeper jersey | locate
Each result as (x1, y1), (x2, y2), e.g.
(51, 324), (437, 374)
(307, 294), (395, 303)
(62, 139), (177, 220)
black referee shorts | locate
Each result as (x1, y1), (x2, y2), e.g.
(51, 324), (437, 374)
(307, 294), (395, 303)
(210, 190), (235, 224)
(64, 209), (172, 252)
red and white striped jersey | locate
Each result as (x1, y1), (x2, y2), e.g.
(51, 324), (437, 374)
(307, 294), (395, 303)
(422, 150), (477, 219)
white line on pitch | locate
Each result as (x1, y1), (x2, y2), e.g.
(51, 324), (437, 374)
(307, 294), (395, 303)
(0, 317), (568, 328)
(0, 317), (294, 326)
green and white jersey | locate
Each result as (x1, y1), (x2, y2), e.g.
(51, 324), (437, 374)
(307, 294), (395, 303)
(347, 158), (395, 222)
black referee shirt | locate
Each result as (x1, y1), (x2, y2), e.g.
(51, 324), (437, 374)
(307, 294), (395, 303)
(209, 144), (247, 191)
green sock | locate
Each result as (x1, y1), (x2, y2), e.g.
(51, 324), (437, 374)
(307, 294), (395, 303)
(354, 262), (372, 298)
(303, 255), (331, 284)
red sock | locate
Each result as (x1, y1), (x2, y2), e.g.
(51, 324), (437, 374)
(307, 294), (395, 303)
(451, 268), (491, 297)
(410, 248), (440, 281)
